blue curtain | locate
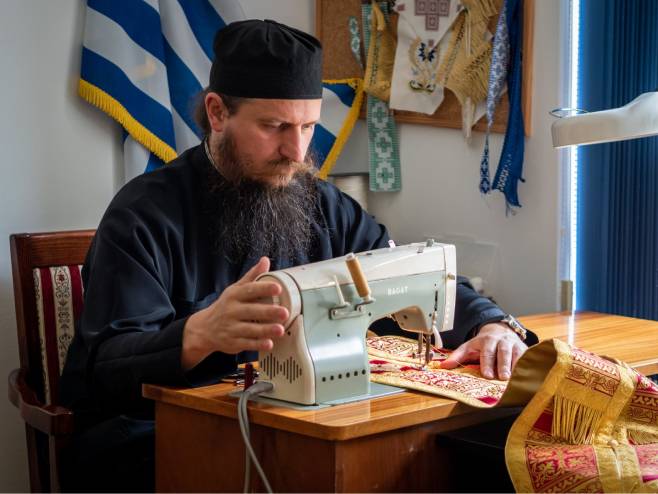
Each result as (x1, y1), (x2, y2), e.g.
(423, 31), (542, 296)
(577, 0), (658, 318)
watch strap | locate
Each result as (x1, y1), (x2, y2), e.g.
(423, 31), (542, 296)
(501, 314), (527, 341)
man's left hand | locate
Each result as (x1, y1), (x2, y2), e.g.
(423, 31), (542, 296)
(440, 323), (528, 380)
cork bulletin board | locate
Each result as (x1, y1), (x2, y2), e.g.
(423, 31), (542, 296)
(315, 0), (534, 136)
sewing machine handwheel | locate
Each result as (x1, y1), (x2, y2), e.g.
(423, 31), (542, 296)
(256, 273), (301, 329)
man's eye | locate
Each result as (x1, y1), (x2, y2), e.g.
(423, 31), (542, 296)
(302, 124), (315, 131)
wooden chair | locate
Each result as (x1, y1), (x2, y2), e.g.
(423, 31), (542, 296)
(8, 230), (95, 492)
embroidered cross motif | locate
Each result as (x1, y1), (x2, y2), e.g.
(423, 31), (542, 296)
(371, 101), (390, 123)
(374, 131), (393, 158)
(415, 0), (450, 31)
(376, 163), (394, 185)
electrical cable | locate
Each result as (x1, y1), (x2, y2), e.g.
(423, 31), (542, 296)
(237, 381), (274, 493)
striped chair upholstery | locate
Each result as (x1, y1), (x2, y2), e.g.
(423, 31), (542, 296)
(33, 265), (83, 405)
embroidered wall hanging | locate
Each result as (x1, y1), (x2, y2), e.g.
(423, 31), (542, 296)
(488, 0), (526, 212)
(363, 2), (397, 102)
(315, 0), (534, 207)
(436, 0), (497, 135)
(362, 2), (402, 192)
(389, 0), (462, 115)
(367, 335), (658, 492)
(479, 0), (511, 194)
(347, 16), (364, 68)
(316, 0), (534, 136)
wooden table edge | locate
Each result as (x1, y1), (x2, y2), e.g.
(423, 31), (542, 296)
(143, 383), (514, 441)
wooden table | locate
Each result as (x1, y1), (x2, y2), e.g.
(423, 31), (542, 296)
(519, 311), (658, 376)
(143, 311), (658, 492)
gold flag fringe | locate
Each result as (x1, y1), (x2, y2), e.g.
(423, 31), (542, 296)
(78, 79), (178, 163)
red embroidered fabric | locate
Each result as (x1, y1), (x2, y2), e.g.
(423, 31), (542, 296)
(367, 335), (507, 407)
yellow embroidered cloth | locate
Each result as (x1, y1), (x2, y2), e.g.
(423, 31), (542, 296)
(367, 335), (658, 492)
(362, 1), (396, 102)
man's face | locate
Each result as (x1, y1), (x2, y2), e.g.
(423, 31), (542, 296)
(214, 98), (322, 188)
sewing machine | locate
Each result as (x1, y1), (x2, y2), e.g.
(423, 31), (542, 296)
(256, 240), (457, 406)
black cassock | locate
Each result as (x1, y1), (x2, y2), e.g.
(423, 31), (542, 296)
(59, 144), (516, 490)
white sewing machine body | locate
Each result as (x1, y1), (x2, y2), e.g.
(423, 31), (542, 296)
(257, 241), (457, 405)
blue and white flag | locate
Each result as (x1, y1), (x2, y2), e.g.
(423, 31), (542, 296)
(79, 1), (362, 181)
(80, 0), (245, 181)
(314, 79), (364, 179)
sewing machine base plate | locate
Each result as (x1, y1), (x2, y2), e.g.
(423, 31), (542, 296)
(321, 382), (405, 405)
(229, 382), (405, 410)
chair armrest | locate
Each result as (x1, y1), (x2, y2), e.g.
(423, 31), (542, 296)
(8, 369), (74, 436)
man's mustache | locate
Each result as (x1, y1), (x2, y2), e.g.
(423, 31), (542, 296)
(267, 158), (315, 174)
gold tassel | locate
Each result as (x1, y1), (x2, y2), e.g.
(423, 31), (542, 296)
(552, 394), (603, 445)
(627, 427), (658, 445)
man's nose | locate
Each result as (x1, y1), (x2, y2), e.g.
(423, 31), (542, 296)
(279, 127), (306, 163)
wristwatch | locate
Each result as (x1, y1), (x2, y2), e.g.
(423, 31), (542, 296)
(500, 314), (528, 341)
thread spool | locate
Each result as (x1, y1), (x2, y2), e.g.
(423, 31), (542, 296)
(345, 253), (372, 301)
(333, 175), (368, 211)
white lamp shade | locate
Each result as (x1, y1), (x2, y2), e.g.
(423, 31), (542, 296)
(552, 91), (658, 148)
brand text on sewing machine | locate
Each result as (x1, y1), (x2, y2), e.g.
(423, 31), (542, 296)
(387, 286), (409, 296)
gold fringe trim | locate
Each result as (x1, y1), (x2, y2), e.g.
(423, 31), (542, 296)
(437, 12), (466, 86)
(78, 79), (178, 163)
(446, 42), (492, 104)
(318, 78), (365, 179)
(462, 0), (498, 21)
(323, 78), (361, 90)
(552, 394), (603, 445)
(437, 1), (492, 106)
(627, 427), (658, 445)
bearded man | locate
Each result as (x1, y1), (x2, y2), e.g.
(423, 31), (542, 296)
(60, 19), (536, 492)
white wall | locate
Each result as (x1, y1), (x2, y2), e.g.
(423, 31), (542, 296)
(0, 0), (560, 490)
(0, 1), (122, 490)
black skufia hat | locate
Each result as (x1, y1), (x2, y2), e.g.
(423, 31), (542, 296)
(209, 19), (323, 99)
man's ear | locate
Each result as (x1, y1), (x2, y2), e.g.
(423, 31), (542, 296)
(205, 92), (228, 132)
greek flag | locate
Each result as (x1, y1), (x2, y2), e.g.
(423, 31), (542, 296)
(79, 1), (362, 181)
(314, 79), (364, 179)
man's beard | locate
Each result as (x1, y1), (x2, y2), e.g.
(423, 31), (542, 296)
(204, 132), (319, 264)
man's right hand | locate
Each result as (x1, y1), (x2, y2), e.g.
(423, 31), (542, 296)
(181, 256), (288, 370)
